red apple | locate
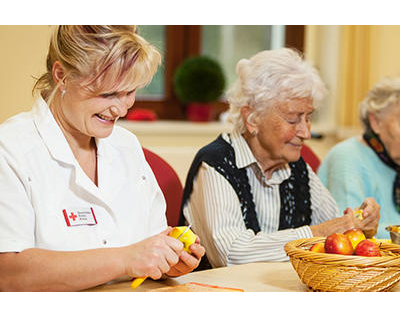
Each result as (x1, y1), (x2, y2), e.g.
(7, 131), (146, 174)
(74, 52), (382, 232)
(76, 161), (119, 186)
(324, 233), (353, 255)
(310, 242), (325, 253)
(354, 239), (381, 257)
(344, 228), (366, 251)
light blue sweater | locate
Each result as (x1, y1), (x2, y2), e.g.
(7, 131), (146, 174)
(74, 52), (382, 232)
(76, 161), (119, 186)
(318, 137), (398, 239)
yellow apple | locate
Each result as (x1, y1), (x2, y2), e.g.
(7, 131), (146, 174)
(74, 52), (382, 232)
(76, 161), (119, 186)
(169, 226), (197, 253)
(310, 242), (325, 253)
(344, 228), (366, 251)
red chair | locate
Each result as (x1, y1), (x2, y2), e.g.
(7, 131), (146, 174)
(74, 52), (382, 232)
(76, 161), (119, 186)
(301, 143), (321, 173)
(142, 148), (183, 227)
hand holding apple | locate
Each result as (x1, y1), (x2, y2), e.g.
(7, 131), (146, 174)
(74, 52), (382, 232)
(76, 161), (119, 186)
(168, 226), (197, 253)
(350, 198), (380, 238)
(165, 226), (205, 278)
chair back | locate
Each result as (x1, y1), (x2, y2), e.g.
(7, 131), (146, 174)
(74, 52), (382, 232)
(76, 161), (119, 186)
(301, 143), (321, 173)
(143, 148), (183, 227)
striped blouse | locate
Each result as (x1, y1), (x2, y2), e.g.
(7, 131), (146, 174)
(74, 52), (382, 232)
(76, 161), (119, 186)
(182, 130), (339, 268)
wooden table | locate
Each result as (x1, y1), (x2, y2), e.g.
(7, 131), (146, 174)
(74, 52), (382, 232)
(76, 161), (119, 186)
(86, 261), (400, 292)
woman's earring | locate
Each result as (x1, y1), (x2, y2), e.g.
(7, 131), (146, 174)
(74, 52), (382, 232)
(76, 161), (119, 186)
(251, 130), (258, 136)
(61, 89), (66, 98)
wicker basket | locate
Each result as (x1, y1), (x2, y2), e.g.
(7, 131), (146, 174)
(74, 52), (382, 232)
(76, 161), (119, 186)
(284, 237), (400, 292)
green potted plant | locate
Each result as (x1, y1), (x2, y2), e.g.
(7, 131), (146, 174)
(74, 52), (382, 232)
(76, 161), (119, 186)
(173, 55), (226, 121)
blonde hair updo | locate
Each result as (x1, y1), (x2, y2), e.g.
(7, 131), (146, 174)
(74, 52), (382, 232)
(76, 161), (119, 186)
(33, 25), (161, 103)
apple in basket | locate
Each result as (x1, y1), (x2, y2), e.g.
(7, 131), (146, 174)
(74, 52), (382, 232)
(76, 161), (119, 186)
(324, 233), (353, 255)
(344, 228), (366, 251)
(310, 242), (325, 253)
(354, 239), (381, 257)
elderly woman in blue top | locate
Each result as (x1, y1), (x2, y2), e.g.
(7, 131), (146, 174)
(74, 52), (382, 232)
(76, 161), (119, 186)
(180, 48), (380, 268)
(319, 77), (400, 239)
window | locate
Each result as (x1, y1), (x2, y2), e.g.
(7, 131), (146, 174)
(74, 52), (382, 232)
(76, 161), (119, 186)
(133, 25), (304, 120)
(136, 25), (166, 98)
(201, 26), (286, 92)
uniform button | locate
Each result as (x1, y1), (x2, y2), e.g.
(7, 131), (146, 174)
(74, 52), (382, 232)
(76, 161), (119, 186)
(142, 175), (146, 180)
(103, 240), (107, 245)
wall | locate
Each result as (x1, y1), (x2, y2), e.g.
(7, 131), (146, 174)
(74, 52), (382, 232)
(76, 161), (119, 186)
(0, 25), (51, 123)
(304, 25), (340, 135)
(370, 26), (400, 84)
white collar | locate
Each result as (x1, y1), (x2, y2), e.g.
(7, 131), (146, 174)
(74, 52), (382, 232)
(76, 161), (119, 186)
(33, 96), (76, 166)
(32, 96), (115, 167)
(225, 130), (291, 185)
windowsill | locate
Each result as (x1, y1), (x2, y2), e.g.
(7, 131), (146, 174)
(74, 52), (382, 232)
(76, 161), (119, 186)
(117, 119), (233, 136)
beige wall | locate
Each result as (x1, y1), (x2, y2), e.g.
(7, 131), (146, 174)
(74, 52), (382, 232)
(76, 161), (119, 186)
(0, 25), (52, 123)
(370, 26), (400, 84)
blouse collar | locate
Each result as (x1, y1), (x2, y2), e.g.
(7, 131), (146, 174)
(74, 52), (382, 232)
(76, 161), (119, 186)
(226, 130), (291, 185)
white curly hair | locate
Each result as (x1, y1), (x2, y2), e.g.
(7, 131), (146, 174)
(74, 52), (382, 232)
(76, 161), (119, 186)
(227, 48), (327, 133)
(359, 77), (400, 129)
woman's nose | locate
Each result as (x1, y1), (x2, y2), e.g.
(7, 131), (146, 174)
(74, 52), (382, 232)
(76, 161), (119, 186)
(111, 93), (136, 117)
(297, 119), (311, 140)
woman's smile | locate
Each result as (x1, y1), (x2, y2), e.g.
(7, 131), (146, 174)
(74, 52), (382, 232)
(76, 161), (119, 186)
(95, 113), (116, 124)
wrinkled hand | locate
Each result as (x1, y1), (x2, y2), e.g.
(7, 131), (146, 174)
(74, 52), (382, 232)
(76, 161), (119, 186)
(343, 197), (380, 238)
(123, 227), (184, 280)
(165, 237), (205, 277)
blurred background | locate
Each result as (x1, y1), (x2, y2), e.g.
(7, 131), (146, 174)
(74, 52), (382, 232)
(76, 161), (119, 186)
(1, 25), (400, 182)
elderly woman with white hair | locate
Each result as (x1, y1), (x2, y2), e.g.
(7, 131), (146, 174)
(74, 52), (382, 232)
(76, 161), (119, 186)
(319, 77), (400, 239)
(180, 48), (380, 268)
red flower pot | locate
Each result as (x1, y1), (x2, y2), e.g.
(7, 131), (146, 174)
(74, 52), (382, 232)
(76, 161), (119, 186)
(186, 103), (213, 122)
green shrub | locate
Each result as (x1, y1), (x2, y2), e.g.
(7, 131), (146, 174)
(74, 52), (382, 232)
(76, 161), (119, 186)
(173, 56), (226, 104)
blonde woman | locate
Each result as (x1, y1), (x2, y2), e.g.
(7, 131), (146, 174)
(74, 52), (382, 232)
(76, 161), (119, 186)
(0, 26), (204, 291)
(319, 77), (400, 239)
(180, 49), (379, 268)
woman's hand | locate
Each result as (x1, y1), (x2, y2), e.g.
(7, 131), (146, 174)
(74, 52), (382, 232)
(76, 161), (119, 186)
(122, 227), (184, 280)
(344, 197), (380, 238)
(165, 237), (205, 277)
(310, 198), (380, 237)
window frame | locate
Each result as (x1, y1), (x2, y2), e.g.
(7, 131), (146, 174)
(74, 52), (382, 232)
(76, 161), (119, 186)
(133, 25), (305, 120)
